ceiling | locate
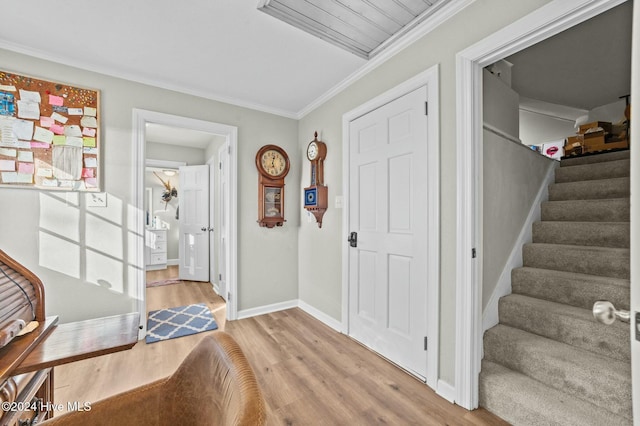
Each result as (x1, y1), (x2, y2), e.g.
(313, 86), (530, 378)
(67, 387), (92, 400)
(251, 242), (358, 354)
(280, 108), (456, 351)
(0, 1), (631, 120)
(258, 0), (451, 59)
(505, 1), (632, 110)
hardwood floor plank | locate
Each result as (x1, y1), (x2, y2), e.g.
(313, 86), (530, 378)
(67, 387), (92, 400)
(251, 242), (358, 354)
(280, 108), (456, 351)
(52, 276), (506, 424)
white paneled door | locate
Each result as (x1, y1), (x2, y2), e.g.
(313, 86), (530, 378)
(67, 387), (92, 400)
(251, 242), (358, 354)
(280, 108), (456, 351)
(179, 165), (210, 282)
(348, 86), (429, 379)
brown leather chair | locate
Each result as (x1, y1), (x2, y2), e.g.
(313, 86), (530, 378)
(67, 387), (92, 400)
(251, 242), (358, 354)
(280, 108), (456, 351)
(41, 331), (266, 426)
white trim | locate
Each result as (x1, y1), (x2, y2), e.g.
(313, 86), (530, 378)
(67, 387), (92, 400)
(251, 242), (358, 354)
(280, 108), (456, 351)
(298, 300), (342, 332)
(436, 380), (457, 404)
(342, 64), (441, 390)
(297, 0), (473, 119)
(145, 159), (187, 169)
(454, 0), (626, 410)
(166, 259), (179, 266)
(237, 300), (299, 320)
(132, 109), (239, 340)
(481, 161), (557, 332)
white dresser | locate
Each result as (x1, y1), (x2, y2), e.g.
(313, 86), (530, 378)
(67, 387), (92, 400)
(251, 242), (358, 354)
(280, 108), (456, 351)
(145, 229), (167, 270)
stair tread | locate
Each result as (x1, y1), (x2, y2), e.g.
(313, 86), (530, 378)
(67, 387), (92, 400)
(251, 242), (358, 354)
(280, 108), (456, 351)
(560, 150), (630, 167)
(484, 324), (631, 418)
(480, 360), (631, 426)
(541, 198), (630, 222)
(524, 242), (629, 254)
(533, 221), (630, 248)
(555, 159), (630, 183)
(499, 293), (629, 361)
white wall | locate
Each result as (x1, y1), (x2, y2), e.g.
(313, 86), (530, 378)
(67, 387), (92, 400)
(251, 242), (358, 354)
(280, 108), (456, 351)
(297, 0), (552, 385)
(0, 48), (300, 323)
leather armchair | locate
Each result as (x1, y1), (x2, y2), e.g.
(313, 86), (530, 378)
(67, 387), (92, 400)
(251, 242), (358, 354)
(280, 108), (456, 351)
(41, 331), (266, 426)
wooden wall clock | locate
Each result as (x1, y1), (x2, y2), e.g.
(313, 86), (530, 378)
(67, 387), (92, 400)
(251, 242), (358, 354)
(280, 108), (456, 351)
(304, 132), (328, 228)
(256, 144), (290, 228)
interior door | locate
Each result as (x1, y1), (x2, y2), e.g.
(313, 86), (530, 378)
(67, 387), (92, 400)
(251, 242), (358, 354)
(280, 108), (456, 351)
(178, 165), (209, 282)
(348, 85), (429, 379)
(630, 0), (639, 417)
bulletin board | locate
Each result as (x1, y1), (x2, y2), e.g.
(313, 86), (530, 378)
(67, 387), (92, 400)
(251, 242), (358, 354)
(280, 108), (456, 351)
(0, 70), (100, 191)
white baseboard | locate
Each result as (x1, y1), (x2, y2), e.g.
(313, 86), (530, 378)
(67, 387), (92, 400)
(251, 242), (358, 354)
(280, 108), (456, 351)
(437, 379), (456, 403)
(167, 259), (179, 266)
(482, 161), (558, 332)
(237, 299), (298, 320)
(298, 300), (342, 332)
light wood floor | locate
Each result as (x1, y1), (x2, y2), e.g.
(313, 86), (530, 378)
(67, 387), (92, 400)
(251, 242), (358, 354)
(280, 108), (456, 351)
(53, 276), (506, 425)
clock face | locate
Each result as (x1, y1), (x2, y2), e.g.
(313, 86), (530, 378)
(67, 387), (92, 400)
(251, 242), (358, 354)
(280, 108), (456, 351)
(307, 142), (318, 161)
(261, 149), (287, 177)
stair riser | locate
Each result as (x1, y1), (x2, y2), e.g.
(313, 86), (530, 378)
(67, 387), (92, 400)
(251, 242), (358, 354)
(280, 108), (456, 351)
(555, 159), (630, 183)
(532, 222), (630, 248)
(541, 199), (630, 222)
(548, 177), (630, 201)
(499, 296), (629, 361)
(484, 327), (632, 419)
(511, 268), (630, 311)
(523, 244), (630, 279)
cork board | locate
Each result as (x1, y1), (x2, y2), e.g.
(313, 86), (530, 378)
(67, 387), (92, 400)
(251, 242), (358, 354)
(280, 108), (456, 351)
(0, 70), (100, 191)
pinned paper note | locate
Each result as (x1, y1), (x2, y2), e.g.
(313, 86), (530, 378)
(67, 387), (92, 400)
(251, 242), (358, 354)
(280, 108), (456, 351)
(80, 116), (97, 128)
(51, 112), (68, 123)
(81, 168), (94, 178)
(84, 178), (97, 188)
(19, 90), (41, 103)
(33, 127), (54, 144)
(17, 151), (33, 162)
(64, 125), (82, 137)
(82, 127), (96, 137)
(31, 142), (51, 149)
(83, 147), (98, 155)
(0, 147), (17, 157)
(84, 106), (97, 117)
(18, 162), (34, 174)
(83, 137), (96, 147)
(67, 108), (83, 116)
(41, 178), (58, 187)
(84, 157), (97, 168)
(48, 94), (64, 106)
(0, 85), (16, 92)
(16, 141), (31, 149)
(12, 120), (34, 140)
(0, 159), (15, 171)
(17, 100), (40, 120)
(50, 123), (65, 135)
(40, 116), (54, 128)
(2, 172), (33, 184)
(37, 168), (53, 178)
(66, 136), (83, 147)
(0, 116), (17, 146)
(52, 135), (66, 145)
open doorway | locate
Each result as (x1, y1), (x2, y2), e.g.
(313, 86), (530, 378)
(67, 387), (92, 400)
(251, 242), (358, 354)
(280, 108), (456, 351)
(132, 109), (239, 339)
(454, 0), (632, 411)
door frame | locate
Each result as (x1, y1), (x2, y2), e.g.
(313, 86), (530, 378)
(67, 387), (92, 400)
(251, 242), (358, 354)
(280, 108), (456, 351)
(132, 109), (239, 339)
(454, 0), (629, 409)
(341, 64), (440, 390)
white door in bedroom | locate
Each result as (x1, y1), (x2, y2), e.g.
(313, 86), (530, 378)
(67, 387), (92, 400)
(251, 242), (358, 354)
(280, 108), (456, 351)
(179, 164), (210, 282)
(348, 85), (429, 379)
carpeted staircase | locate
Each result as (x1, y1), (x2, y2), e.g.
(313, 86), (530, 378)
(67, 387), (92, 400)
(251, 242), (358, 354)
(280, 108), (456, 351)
(479, 150), (632, 425)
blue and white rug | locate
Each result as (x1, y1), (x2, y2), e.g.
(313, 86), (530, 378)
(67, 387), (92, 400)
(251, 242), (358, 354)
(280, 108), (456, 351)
(146, 303), (218, 344)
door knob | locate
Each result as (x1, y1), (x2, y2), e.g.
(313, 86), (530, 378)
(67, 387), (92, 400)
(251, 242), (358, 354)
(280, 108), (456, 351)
(347, 232), (357, 247)
(201, 227), (207, 231)
(593, 301), (630, 325)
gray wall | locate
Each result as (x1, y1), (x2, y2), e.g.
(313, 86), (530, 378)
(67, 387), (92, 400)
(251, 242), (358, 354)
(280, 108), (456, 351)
(482, 131), (553, 308)
(0, 48), (299, 323)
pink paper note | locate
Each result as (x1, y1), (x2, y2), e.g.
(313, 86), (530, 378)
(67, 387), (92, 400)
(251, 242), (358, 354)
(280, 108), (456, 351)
(85, 177), (97, 187)
(18, 162), (35, 174)
(82, 127), (96, 137)
(49, 94), (64, 106)
(81, 168), (94, 178)
(50, 124), (65, 135)
(40, 117), (54, 128)
(30, 142), (51, 149)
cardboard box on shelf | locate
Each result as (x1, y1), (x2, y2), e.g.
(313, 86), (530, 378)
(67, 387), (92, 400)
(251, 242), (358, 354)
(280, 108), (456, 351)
(578, 121), (612, 134)
(583, 130), (605, 146)
(583, 139), (629, 154)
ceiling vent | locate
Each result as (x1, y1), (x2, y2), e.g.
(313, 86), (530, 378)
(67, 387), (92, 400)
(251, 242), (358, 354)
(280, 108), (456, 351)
(257, 0), (450, 59)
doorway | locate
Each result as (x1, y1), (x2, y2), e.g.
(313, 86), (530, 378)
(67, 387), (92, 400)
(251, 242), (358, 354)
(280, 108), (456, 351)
(133, 109), (239, 339)
(454, 0), (633, 410)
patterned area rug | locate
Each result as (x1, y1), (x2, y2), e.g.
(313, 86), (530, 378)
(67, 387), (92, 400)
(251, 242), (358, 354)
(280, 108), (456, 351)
(146, 278), (182, 288)
(146, 303), (218, 344)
